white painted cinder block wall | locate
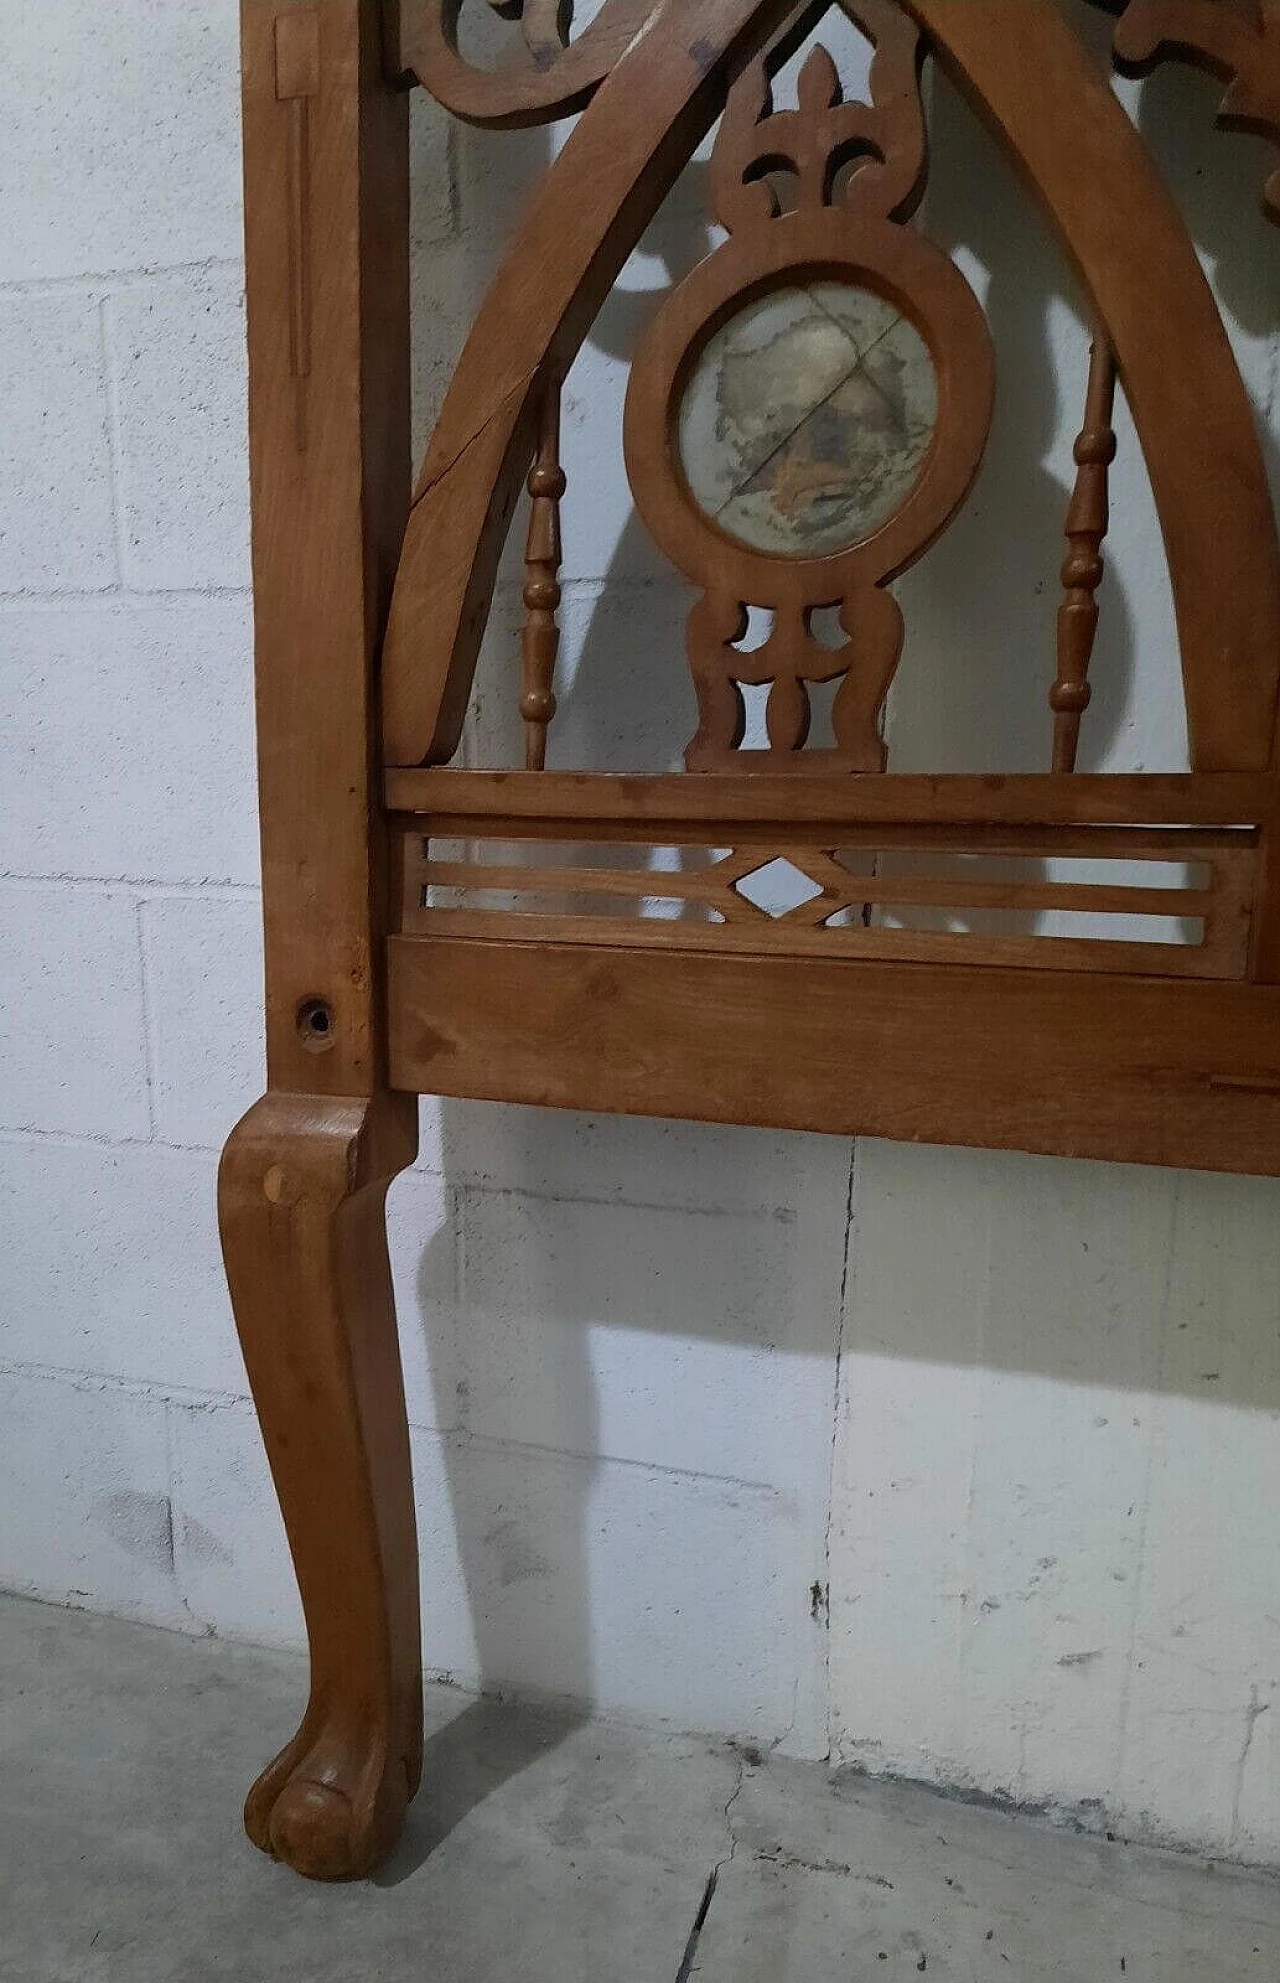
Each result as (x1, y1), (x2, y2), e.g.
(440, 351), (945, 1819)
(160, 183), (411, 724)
(2, 0), (1277, 1865)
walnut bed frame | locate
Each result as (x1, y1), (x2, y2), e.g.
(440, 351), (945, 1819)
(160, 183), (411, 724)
(221, 0), (1280, 1880)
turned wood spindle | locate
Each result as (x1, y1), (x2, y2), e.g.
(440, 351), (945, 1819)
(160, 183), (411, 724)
(1051, 332), (1117, 773)
(521, 382), (565, 771)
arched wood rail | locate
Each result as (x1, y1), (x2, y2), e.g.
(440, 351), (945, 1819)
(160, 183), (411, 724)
(381, 0), (1280, 775)
(382, 0), (802, 763)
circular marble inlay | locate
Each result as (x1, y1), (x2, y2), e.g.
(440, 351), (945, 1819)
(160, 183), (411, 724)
(676, 281), (938, 558)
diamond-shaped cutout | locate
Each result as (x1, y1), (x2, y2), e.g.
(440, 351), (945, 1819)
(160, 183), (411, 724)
(734, 857), (825, 917)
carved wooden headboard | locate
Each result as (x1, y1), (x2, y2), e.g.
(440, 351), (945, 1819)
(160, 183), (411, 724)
(374, 0), (1280, 1174)
(223, 0), (1280, 1884)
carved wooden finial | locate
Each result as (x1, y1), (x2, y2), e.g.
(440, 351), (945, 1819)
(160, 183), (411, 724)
(1050, 331), (1118, 773)
(520, 381), (565, 771)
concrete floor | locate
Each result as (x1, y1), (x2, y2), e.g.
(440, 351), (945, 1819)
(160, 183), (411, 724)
(1, 1595), (1278, 1982)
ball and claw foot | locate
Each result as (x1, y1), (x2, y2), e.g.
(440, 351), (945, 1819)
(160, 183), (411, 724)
(244, 1714), (421, 1881)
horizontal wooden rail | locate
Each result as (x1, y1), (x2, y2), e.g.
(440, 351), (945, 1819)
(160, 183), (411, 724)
(385, 769), (1273, 830)
(387, 935), (1280, 1172)
(402, 908), (1231, 978)
(411, 824), (1253, 859)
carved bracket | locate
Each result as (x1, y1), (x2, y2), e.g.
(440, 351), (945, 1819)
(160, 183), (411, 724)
(1110, 0), (1280, 221)
(386, 0), (665, 124)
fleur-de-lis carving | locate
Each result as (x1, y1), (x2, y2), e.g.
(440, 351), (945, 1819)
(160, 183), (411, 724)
(711, 0), (927, 235)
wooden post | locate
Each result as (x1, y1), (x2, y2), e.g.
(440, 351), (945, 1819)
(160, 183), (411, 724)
(218, 0), (421, 1880)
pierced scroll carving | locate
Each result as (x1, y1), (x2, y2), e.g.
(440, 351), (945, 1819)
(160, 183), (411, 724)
(389, 0), (660, 125)
(683, 589), (905, 766)
(623, 1), (993, 772)
(1110, 0), (1280, 220)
(1050, 332), (1118, 773)
(520, 381), (565, 770)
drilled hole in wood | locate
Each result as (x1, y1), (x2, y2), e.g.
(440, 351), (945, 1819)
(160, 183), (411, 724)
(296, 997), (335, 1052)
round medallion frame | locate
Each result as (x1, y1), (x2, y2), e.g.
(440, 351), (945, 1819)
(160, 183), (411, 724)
(624, 211), (996, 612)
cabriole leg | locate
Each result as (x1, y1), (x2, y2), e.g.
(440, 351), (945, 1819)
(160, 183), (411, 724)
(218, 1088), (420, 1880)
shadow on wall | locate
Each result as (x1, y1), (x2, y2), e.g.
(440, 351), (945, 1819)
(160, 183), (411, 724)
(1134, 61), (1280, 499)
(394, 3), (1280, 1744)
(889, 54), (1139, 777)
(408, 109), (600, 1727)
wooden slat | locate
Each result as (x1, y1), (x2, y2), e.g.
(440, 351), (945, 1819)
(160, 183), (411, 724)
(421, 861), (1215, 920)
(404, 821), (1256, 860)
(404, 908), (1234, 981)
(385, 769), (1273, 829)
(387, 936), (1280, 1173)
(834, 877), (1212, 916)
(420, 858), (744, 903)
